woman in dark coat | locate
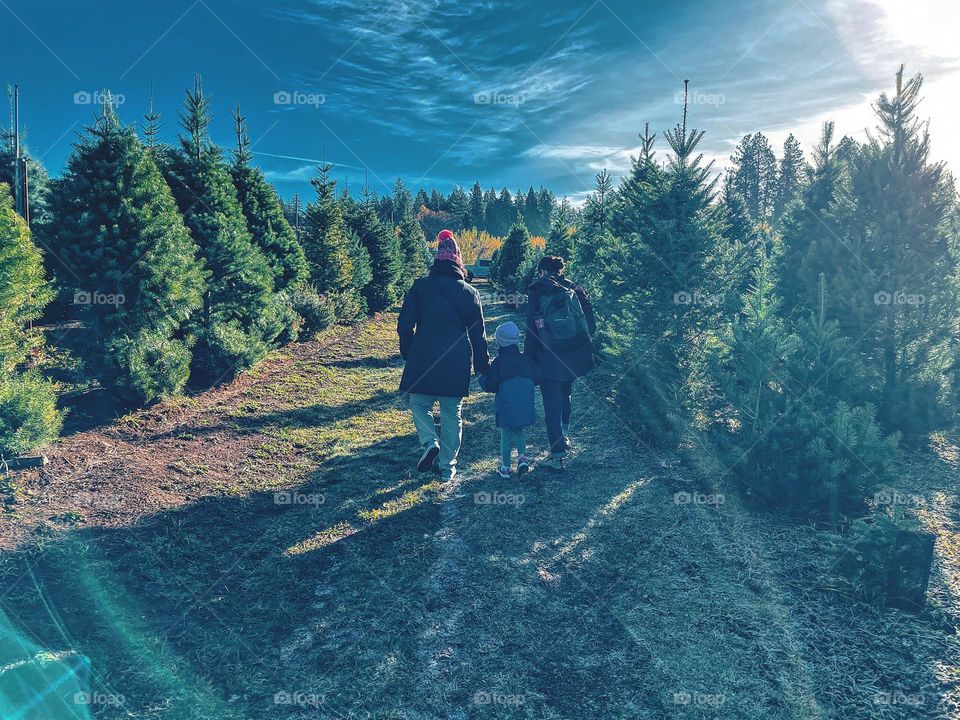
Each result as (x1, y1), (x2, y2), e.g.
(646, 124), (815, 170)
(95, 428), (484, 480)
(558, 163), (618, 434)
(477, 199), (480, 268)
(398, 230), (489, 481)
(524, 255), (596, 470)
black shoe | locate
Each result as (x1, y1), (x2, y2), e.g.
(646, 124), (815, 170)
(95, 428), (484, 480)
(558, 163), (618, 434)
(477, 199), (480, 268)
(417, 444), (440, 472)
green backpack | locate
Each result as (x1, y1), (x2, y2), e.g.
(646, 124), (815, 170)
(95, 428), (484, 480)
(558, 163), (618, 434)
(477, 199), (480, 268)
(537, 286), (591, 350)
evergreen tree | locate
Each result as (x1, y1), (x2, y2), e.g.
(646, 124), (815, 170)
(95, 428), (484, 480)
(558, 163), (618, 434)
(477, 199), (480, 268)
(727, 132), (778, 225)
(773, 133), (804, 224)
(344, 225), (373, 318)
(545, 198), (575, 258)
(710, 262), (898, 518)
(447, 185), (469, 227)
(590, 87), (732, 442)
(573, 169), (618, 301)
(823, 67), (960, 438)
(0, 183), (61, 455)
(161, 77), (279, 377)
(467, 180), (486, 229)
(778, 122), (846, 315)
(393, 178), (413, 219)
(492, 216), (533, 294)
(229, 107), (308, 298)
(300, 161), (361, 316)
(347, 185), (403, 312)
(414, 187), (430, 211)
(0, 128), (52, 227)
(396, 209), (429, 294)
(47, 98), (207, 400)
(428, 188), (445, 212)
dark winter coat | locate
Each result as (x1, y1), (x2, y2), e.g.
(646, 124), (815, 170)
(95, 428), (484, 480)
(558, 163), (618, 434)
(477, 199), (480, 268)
(524, 274), (597, 381)
(398, 260), (490, 397)
(480, 345), (543, 428)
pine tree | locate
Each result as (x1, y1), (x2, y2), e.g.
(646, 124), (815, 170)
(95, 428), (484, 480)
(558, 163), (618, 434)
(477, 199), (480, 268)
(711, 263), (898, 518)
(467, 180), (486, 229)
(727, 132), (778, 225)
(773, 133), (804, 224)
(545, 198), (575, 258)
(301, 162), (354, 296)
(492, 216), (533, 294)
(778, 122), (846, 316)
(396, 209), (429, 295)
(0, 128), (52, 227)
(823, 67), (960, 438)
(447, 185), (469, 228)
(414, 187), (430, 212)
(229, 106), (308, 301)
(0, 183), (61, 455)
(46, 97), (207, 400)
(161, 77), (279, 377)
(590, 85), (733, 442)
(344, 225), (373, 318)
(347, 184), (403, 312)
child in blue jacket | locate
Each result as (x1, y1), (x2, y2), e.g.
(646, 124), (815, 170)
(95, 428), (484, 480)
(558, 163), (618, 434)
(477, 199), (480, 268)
(480, 321), (543, 478)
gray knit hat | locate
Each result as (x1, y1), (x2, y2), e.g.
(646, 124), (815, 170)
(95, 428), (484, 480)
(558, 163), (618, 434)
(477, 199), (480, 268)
(494, 321), (520, 347)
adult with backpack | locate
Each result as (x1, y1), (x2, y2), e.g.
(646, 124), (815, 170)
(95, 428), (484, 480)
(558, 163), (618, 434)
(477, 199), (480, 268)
(524, 255), (596, 471)
(398, 230), (490, 482)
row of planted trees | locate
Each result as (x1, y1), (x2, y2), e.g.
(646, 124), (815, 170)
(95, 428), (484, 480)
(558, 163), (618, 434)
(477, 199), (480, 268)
(0, 79), (431, 458)
(568, 69), (957, 552)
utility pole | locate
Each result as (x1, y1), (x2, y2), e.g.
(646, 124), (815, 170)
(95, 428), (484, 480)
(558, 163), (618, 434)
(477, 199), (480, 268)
(292, 193), (301, 241)
(12, 84), (22, 218)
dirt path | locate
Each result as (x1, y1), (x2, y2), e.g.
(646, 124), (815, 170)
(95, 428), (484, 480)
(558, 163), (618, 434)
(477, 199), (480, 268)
(0, 307), (955, 719)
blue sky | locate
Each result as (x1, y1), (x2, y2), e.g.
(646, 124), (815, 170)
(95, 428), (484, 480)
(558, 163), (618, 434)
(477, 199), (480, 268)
(2, 0), (958, 202)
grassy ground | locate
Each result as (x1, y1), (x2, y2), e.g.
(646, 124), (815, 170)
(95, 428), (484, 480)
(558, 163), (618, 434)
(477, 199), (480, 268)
(0, 304), (957, 719)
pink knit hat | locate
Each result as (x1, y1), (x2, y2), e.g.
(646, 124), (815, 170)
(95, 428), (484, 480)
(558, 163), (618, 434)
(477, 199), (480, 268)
(435, 230), (463, 266)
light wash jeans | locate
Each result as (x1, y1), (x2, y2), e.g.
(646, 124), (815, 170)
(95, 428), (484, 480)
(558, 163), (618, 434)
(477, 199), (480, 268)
(409, 394), (463, 480)
(499, 427), (527, 468)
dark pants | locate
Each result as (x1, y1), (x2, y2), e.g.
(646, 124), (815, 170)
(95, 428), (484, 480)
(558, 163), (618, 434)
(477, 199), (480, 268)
(541, 379), (573, 456)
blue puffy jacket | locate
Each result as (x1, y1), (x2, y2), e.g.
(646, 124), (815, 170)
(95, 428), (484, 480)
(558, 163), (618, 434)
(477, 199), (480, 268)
(480, 345), (543, 428)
